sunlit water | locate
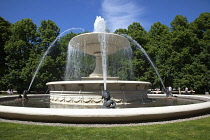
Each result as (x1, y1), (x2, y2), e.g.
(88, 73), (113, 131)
(121, 34), (166, 90)
(0, 96), (203, 109)
(28, 28), (84, 91)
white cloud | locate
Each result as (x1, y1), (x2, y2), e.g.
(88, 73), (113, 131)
(101, 0), (145, 32)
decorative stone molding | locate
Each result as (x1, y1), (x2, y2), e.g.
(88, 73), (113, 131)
(50, 92), (148, 105)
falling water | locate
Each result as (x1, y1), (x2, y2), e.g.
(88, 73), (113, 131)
(121, 34), (166, 90)
(108, 47), (133, 80)
(99, 33), (108, 90)
(28, 28), (84, 91)
(94, 16), (108, 90)
(64, 44), (76, 81)
(64, 43), (86, 80)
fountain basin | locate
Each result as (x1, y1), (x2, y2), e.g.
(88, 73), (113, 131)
(69, 32), (130, 55)
(0, 94), (210, 123)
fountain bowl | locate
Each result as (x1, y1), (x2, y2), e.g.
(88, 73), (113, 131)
(69, 32), (130, 55)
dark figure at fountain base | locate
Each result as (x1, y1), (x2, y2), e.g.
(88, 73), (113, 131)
(102, 90), (116, 108)
(15, 90), (29, 100)
(23, 90), (29, 99)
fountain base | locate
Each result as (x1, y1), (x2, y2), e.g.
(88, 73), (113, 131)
(47, 80), (150, 105)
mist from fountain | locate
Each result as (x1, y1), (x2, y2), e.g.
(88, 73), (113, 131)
(64, 42), (95, 80)
(108, 47), (133, 80)
(64, 44), (82, 80)
(28, 28), (84, 91)
(64, 41), (133, 81)
(121, 34), (166, 90)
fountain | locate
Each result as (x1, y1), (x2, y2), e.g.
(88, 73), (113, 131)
(0, 16), (210, 123)
(47, 16), (150, 105)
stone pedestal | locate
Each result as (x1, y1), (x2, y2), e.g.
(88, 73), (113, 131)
(89, 52), (103, 77)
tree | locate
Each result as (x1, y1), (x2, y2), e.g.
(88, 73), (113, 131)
(126, 22), (150, 83)
(190, 12), (210, 92)
(146, 22), (172, 89)
(4, 18), (38, 91)
(190, 12), (210, 39)
(0, 17), (11, 89)
(114, 28), (128, 35)
(38, 20), (60, 50)
(26, 20), (61, 90)
(170, 15), (201, 91)
(171, 15), (189, 31)
(128, 22), (147, 46)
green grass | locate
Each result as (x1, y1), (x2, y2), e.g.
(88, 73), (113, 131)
(0, 117), (210, 140)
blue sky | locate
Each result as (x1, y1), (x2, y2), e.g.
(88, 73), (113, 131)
(1, 0), (210, 33)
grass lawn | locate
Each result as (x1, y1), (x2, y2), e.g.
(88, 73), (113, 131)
(0, 117), (210, 140)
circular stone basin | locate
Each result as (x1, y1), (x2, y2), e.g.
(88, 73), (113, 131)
(0, 94), (210, 123)
(0, 95), (204, 108)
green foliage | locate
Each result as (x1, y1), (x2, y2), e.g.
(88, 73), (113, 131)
(190, 12), (210, 39)
(59, 31), (77, 47)
(128, 22), (148, 46)
(170, 15), (189, 31)
(145, 22), (172, 88)
(28, 20), (62, 90)
(0, 17), (11, 89)
(38, 20), (60, 50)
(114, 28), (128, 35)
(3, 18), (38, 91)
(126, 22), (149, 81)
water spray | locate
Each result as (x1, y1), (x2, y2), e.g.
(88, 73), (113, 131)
(121, 34), (166, 90)
(28, 28), (84, 91)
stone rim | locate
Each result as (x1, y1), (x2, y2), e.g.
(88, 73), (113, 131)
(1, 94), (210, 123)
(69, 32), (130, 55)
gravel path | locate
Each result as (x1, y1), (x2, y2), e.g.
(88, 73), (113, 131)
(1, 113), (210, 127)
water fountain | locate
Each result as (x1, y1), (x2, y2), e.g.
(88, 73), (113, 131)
(0, 16), (210, 123)
(47, 16), (150, 105)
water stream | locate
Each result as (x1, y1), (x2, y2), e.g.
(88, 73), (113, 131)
(99, 33), (108, 90)
(64, 43), (82, 81)
(94, 16), (108, 90)
(121, 34), (166, 90)
(28, 28), (84, 91)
